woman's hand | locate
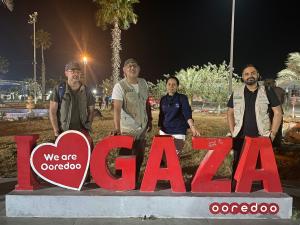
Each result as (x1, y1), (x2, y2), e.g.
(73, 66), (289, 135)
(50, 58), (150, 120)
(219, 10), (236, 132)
(187, 119), (200, 136)
(190, 125), (201, 136)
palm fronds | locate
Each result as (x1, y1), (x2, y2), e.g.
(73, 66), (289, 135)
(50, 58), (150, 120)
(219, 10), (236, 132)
(1, 0), (14, 11)
(278, 52), (300, 82)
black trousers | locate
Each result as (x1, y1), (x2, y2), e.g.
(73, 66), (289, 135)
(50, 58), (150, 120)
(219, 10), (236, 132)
(174, 138), (185, 154)
(116, 138), (146, 182)
(232, 137), (245, 179)
(273, 121), (283, 148)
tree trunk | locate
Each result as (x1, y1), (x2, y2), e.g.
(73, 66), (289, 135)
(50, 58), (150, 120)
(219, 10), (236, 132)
(217, 103), (221, 115)
(111, 20), (122, 85)
(41, 45), (46, 101)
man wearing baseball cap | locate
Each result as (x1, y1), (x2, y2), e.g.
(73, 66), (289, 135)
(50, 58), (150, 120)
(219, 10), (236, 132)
(49, 60), (95, 140)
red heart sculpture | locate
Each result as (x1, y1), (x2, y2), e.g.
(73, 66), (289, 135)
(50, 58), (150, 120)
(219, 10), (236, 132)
(30, 130), (91, 190)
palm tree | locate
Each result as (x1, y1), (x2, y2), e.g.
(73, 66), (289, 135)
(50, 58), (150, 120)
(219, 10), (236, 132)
(278, 52), (300, 82)
(93, 0), (139, 85)
(34, 29), (52, 100)
(1, 0), (13, 11)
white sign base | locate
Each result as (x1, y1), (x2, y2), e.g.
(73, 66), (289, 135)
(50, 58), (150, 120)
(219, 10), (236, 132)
(6, 187), (292, 219)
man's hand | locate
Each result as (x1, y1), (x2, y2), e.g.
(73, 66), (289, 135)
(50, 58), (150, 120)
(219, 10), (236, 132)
(110, 129), (121, 136)
(49, 100), (60, 139)
(54, 130), (61, 141)
(54, 129), (60, 137)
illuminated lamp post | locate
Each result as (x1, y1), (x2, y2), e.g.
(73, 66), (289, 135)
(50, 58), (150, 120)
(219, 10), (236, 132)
(28, 12), (38, 103)
(82, 56), (88, 84)
(229, 0), (235, 95)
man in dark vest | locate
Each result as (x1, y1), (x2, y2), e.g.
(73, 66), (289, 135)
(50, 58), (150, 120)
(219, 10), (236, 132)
(49, 61), (95, 139)
(111, 58), (152, 184)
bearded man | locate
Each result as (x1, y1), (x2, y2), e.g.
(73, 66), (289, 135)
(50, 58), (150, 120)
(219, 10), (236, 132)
(227, 64), (282, 187)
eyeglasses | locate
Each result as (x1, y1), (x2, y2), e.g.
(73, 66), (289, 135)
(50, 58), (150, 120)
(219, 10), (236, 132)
(67, 69), (82, 74)
(126, 63), (138, 68)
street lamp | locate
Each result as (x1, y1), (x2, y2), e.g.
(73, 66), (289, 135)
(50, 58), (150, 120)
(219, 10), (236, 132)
(82, 56), (88, 84)
(28, 12), (38, 104)
(229, 0), (236, 95)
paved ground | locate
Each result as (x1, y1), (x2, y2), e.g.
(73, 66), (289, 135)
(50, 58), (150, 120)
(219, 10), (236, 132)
(0, 178), (299, 225)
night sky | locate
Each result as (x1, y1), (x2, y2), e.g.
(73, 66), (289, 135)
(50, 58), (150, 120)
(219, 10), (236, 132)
(0, 0), (299, 87)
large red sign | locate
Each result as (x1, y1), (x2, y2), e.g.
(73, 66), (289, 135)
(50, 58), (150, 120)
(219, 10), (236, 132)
(14, 131), (282, 193)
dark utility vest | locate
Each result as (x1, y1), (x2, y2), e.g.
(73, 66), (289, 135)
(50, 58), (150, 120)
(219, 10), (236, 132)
(58, 82), (90, 131)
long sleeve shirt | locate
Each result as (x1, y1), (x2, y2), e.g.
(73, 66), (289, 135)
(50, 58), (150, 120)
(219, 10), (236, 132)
(158, 92), (192, 135)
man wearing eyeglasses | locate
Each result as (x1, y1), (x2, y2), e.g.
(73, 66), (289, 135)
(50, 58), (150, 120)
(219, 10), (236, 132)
(49, 61), (95, 139)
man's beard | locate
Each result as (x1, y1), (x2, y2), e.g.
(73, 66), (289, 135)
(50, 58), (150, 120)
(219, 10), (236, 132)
(244, 77), (257, 85)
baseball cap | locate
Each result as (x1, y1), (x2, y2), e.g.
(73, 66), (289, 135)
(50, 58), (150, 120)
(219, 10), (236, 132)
(65, 61), (82, 71)
(124, 58), (138, 67)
